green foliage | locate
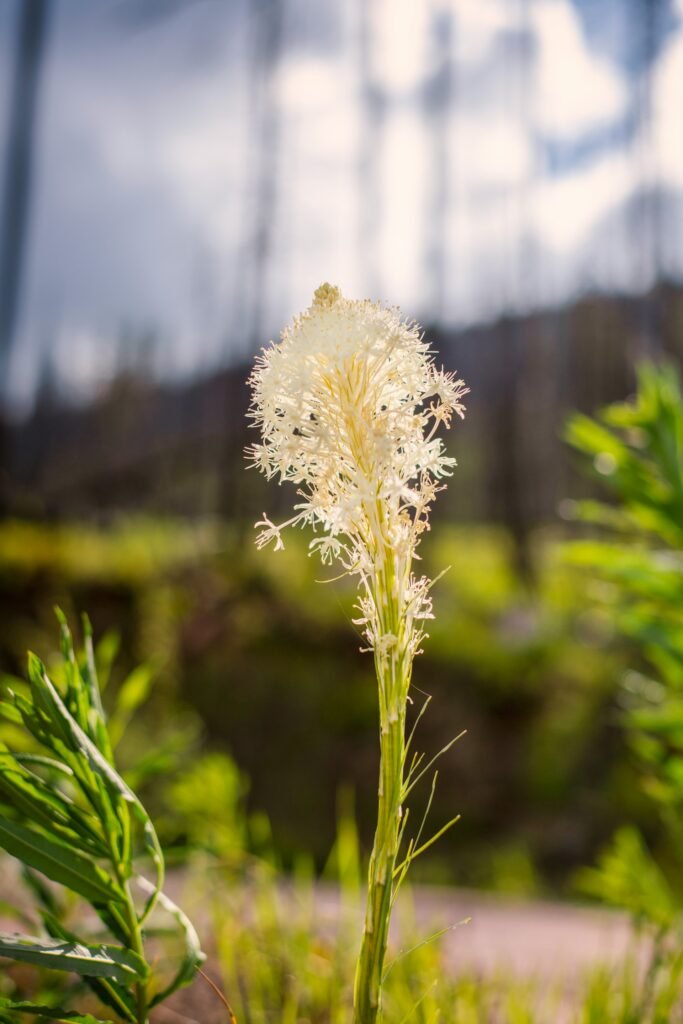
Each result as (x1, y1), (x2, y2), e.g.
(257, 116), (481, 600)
(0, 514), (639, 891)
(165, 751), (249, 862)
(566, 363), (683, 547)
(205, 815), (683, 1023)
(576, 827), (677, 931)
(0, 998), (111, 1024)
(578, 956), (683, 1024)
(0, 614), (204, 1024)
(210, 805), (538, 1024)
(0, 518), (214, 585)
(566, 363), (683, 953)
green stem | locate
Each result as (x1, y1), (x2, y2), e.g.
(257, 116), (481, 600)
(634, 927), (667, 1023)
(108, 816), (148, 1024)
(122, 880), (149, 1024)
(353, 548), (409, 1024)
(353, 706), (405, 1023)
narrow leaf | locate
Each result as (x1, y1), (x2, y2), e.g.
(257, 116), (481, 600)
(108, 665), (153, 750)
(12, 753), (74, 776)
(0, 997), (113, 1024)
(0, 818), (123, 905)
(0, 701), (22, 725)
(139, 877), (205, 1004)
(22, 866), (61, 916)
(41, 913), (137, 1022)
(94, 630), (120, 693)
(0, 753), (107, 856)
(34, 672), (164, 916)
(82, 977), (137, 1024)
(81, 614), (113, 761)
(0, 933), (147, 982)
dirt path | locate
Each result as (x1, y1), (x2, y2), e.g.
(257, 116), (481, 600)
(412, 887), (636, 980)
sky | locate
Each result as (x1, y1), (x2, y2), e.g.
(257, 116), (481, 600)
(1, 0), (682, 409)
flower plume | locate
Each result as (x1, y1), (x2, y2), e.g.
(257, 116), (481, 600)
(247, 284), (467, 566)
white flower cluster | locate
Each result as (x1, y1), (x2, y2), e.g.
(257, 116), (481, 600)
(247, 283), (467, 654)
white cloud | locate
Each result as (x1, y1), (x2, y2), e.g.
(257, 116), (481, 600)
(455, 114), (533, 192)
(372, 0), (431, 93)
(533, 151), (635, 251)
(278, 57), (342, 113)
(532, 0), (627, 138)
(452, 0), (523, 64)
(452, 0), (519, 35)
(653, 23), (683, 189)
(377, 111), (428, 308)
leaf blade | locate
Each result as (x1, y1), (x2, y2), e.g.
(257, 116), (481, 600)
(0, 997), (113, 1024)
(140, 878), (205, 1004)
(0, 752), (107, 856)
(0, 818), (122, 905)
(0, 933), (147, 982)
(33, 671), (164, 916)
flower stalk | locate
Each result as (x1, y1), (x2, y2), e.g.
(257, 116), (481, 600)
(353, 552), (409, 1023)
(247, 284), (467, 1023)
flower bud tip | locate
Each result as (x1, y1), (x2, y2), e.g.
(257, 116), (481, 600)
(312, 282), (342, 309)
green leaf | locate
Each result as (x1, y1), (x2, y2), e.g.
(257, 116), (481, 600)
(140, 878), (205, 1004)
(80, 614), (113, 761)
(30, 671), (164, 917)
(0, 933), (147, 982)
(0, 701), (22, 725)
(108, 665), (154, 749)
(90, 900), (131, 947)
(54, 612), (91, 739)
(80, 977), (137, 1024)
(27, 656), (84, 763)
(93, 631), (120, 694)
(40, 913), (137, 1023)
(0, 997), (113, 1024)
(0, 673), (26, 693)
(576, 827), (676, 930)
(22, 865), (62, 916)
(0, 752), (107, 856)
(0, 818), (123, 905)
(12, 692), (52, 750)
(11, 754), (74, 775)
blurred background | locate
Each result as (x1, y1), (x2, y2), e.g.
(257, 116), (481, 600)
(0, 0), (682, 897)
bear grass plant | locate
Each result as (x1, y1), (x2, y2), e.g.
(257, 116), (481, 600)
(0, 612), (204, 1024)
(248, 283), (468, 1023)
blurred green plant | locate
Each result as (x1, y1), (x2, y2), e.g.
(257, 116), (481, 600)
(164, 751), (249, 865)
(0, 613), (204, 1024)
(206, 795), (683, 1023)
(0, 512), (633, 892)
(566, 363), (683, 1008)
(210, 793), (497, 1024)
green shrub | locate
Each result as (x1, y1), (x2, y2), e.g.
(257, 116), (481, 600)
(0, 614), (204, 1024)
(567, 363), (683, 1012)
